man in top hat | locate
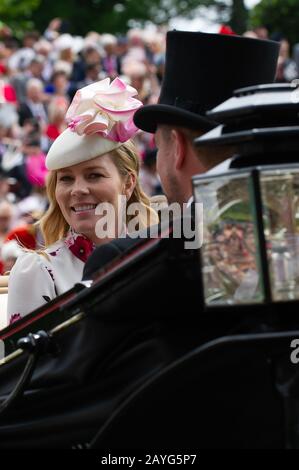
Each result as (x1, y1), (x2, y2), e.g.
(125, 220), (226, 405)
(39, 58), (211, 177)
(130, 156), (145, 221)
(83, 30), (279, 279)
(133, 30), (279, 206)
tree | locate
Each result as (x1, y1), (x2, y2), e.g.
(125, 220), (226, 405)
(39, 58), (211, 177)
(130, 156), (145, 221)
(1, 0), (248, 37)
(229, 0), (248, 34)
(30, 0), (219, 35)
(251, 0), (299, 45)
(0, 0), (40, 37)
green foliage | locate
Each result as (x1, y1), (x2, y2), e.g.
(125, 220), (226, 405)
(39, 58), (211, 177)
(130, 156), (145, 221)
(251, 0), (299, 45)
(0, 0), (41, 37)
(1, 0), (248, 37)
(30, 0), (219, 35)
(229, 0), (248, 34)
(0, 0), (40, 16)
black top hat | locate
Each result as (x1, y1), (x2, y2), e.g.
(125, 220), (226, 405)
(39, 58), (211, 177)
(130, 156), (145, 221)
(134, 30), (279, 133)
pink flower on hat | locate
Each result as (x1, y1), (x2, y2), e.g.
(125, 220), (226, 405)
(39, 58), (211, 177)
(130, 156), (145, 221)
(66, 77), (142, 143)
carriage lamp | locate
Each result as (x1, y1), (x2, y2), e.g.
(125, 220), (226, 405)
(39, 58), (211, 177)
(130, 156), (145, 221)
(193, 83), (299, 306)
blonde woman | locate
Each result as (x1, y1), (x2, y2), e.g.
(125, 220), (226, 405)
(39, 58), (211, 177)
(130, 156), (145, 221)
(7, 78), (158, 324)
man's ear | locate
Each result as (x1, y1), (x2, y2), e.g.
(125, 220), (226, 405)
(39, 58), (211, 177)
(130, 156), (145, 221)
(171, 129), (186, 171)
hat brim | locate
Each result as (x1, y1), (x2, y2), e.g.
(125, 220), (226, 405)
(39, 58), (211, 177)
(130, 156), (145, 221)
(133, 104), (218, 133)
(46, 128), (122, 171)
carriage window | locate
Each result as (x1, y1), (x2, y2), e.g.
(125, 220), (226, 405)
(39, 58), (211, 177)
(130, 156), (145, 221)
(194, 172), (264, 306)
(261, 168), (299, 301)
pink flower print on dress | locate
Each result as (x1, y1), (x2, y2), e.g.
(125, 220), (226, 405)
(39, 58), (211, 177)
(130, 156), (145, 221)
(67, 235), (94, 263)
(9, 313), (22, 325)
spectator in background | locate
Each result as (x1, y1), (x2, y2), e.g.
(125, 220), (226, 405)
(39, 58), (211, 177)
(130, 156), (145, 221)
(8, 31), (40, 73)
(45, 70), (70, 101)
(1, 239), (23, 273)
(253, 26), (269, 39)
(0, 103), (19, 146)
(1, 36), (19, 68)
(18, 78), (48, 127)
(293, 43), (299, 80)
(0, 170), (10, 200)
(243, 30), (258, 39)
(83, 31), (103, 55)
(75, 62), (103, 90)
(52, 33), (77, 79)
(6, 130), (48, 252)
(23, 130), (48, 188)
(5, 209), (44, 252)
(34, 38), (54, 83)
(0, 22), (13, 41)
(139, 148), (162, 197)
(10, 54), (45, 103)
(145, 32), (165, 84)
(51, 59), (73, 80)
(218, 25), (235, 35)
(44, 18), (62, 42)
(0, 104), (21, 186)
(0, 73), (18, 106)
(126, 29), (147, 63)
(0, 200), (14, 245)
(275, 36), (298, 82)
(102, 34), (118, 78)
(71, 45), (103, 85)
(122, 60), (158, 103)
(45, 97), (68, 146)
(116, 36), (129, 75)
(0, 42), (9, 75)
(20, 116), (40, 139)
(3, 118), (39, 200)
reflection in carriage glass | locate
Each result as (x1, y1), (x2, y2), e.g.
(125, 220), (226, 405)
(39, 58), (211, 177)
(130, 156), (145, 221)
(261, 167), (299, 300)
(194, 165), (299, 306)
(193, 171), (264, 306)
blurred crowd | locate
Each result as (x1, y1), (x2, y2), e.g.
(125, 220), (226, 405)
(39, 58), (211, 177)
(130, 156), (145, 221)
(242, 26), (299, 83)
(0, 17), (297, 274)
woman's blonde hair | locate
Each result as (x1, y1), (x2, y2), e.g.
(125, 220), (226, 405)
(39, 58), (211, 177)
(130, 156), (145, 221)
(39, 139), (159, 247)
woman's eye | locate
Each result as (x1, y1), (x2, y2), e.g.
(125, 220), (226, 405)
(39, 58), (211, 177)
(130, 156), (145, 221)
(88, 173), (102, 179)
(59, 175), (73, 182)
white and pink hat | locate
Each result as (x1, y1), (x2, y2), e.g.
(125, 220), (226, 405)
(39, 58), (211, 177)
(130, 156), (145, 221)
(46, 77), (143, 171)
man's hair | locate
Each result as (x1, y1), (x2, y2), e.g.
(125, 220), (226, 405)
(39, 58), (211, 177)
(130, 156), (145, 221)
(160, 126), (236, 170)
(182, 127), (236, 169)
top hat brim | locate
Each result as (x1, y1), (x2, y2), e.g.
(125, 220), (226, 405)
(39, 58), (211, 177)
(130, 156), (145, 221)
(134, 104), (218, 134)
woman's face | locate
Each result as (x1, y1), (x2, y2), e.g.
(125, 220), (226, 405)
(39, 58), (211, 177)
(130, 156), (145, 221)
(55, 154), (128, 244)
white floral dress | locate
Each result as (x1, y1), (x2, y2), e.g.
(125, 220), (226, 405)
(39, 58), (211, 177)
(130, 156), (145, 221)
(7, 230), (95, 325)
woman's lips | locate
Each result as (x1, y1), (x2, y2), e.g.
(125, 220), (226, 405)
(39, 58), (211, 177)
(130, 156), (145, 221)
(71, 204), (97, 214)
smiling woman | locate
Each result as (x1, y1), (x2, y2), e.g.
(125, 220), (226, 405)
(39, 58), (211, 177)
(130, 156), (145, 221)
(7, 78), (158, 324)
(55, 157), (120, 243)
